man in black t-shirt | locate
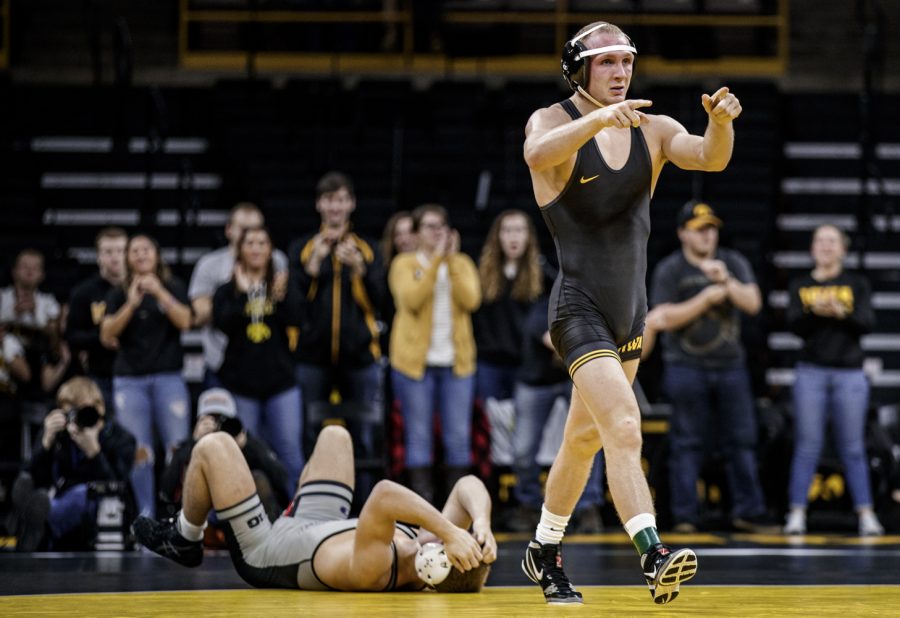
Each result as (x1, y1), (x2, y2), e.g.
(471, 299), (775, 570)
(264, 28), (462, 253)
(66, 227), (128, 416)
(647, 201), (774, 535)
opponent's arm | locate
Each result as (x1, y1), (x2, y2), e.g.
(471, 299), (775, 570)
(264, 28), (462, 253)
(524, 100), (652, 172)
(351, 480), (483, 586)
(438, 475), (497, 564)
(661, 87), (741, 172)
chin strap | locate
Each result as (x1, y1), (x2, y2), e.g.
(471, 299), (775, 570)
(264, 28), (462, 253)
(577, 85), (605, 109)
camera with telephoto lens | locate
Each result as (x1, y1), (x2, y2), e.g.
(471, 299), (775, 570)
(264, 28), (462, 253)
(66, 405), (101, 429)
(215, 415), (243, 438)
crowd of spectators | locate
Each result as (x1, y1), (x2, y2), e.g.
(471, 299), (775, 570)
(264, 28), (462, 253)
(0, 175), (896, 549)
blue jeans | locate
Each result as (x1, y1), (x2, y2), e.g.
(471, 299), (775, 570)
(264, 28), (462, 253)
(788, 363), (873, 508)
(48, 483), (96, 543)
(663, 363), (767, 524)
(512, 380), (605, 510)
(476, 361), (518, 402)
(233, 386), (304, 497)
(114, 372), (191, 518)
(392, 367), (474, 468)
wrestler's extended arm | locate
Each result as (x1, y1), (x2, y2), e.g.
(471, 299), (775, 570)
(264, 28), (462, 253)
(659, 87), (741, 172)
(437, 475), (497, 564)
(524, 99), (653, 172)
(351, 480), (483, 586)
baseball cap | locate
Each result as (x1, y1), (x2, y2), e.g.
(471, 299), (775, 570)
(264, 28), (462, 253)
(197, 388), (237, 418)
(677, 200), (723, 230)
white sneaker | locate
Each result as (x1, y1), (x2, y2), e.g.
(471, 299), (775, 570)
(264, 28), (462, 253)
(859, 513), (884, 537)
(783, 510), (806, 535)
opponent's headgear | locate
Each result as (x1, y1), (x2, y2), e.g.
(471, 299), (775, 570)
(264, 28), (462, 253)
(561, 23), (637, 95)
(415, 542), (452, 587)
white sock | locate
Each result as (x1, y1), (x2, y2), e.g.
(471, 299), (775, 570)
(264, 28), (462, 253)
(176, 510), (207, 542)
(535, 505), (570, 545)
(623, 513), (657, 539)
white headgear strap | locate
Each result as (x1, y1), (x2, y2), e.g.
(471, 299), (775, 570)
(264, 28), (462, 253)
(569, 22), (638, 60)
(577, 44), (638, 60)
(570, 22), (609, 44)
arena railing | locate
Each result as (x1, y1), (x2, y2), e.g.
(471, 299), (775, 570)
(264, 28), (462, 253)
(178, 0), (789, 78)
(0, 0), (9, 70)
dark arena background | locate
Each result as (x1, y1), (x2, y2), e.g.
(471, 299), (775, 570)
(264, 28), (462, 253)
(1, 1), (900, 616)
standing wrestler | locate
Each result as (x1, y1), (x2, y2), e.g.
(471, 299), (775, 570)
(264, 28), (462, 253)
(520, 21), (741, 605)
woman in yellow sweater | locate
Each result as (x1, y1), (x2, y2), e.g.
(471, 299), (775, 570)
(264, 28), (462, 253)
(388, 204), (481, 503)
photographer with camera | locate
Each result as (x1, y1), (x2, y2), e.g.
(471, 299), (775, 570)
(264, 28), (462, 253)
(10, 376), (136, 551)
(159, 388), (289, 526)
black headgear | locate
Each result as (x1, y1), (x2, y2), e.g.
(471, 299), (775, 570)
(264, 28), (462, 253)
(561, 23), (637, 93)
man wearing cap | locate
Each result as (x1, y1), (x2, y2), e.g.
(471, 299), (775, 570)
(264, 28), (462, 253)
(521, 19), (740, 606)
(159, 388), (289, 523)
(646, 200), (773, 535)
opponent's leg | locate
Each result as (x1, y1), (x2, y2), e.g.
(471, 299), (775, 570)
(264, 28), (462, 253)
(298, 424), (355, 491)
(133, 432), (258, 567)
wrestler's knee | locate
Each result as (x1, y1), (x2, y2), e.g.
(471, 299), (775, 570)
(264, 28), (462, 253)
(318, 423), (351, 442)
(563, 421), (602, 459)
(316, 424), (352, 450)
(604, 415), (643, 452)
(194, 431), (236, 458)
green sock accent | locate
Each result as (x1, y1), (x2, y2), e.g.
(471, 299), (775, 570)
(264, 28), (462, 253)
(631, 526), (661, 555)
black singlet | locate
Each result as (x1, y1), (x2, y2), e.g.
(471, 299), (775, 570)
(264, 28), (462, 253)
(540, 99), (652, 374)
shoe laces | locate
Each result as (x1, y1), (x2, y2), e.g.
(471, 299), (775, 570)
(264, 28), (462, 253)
(540, 546), (576, 589)
(642, 544), (671, 575)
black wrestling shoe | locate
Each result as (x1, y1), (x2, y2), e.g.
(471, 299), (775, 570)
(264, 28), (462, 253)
(521, 540), (584, 604)
(132, 516), (203, 568)
(641, 543), (697, 605)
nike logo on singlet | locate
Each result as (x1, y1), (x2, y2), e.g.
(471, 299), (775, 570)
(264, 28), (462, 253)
(579, 174), (600, 184)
